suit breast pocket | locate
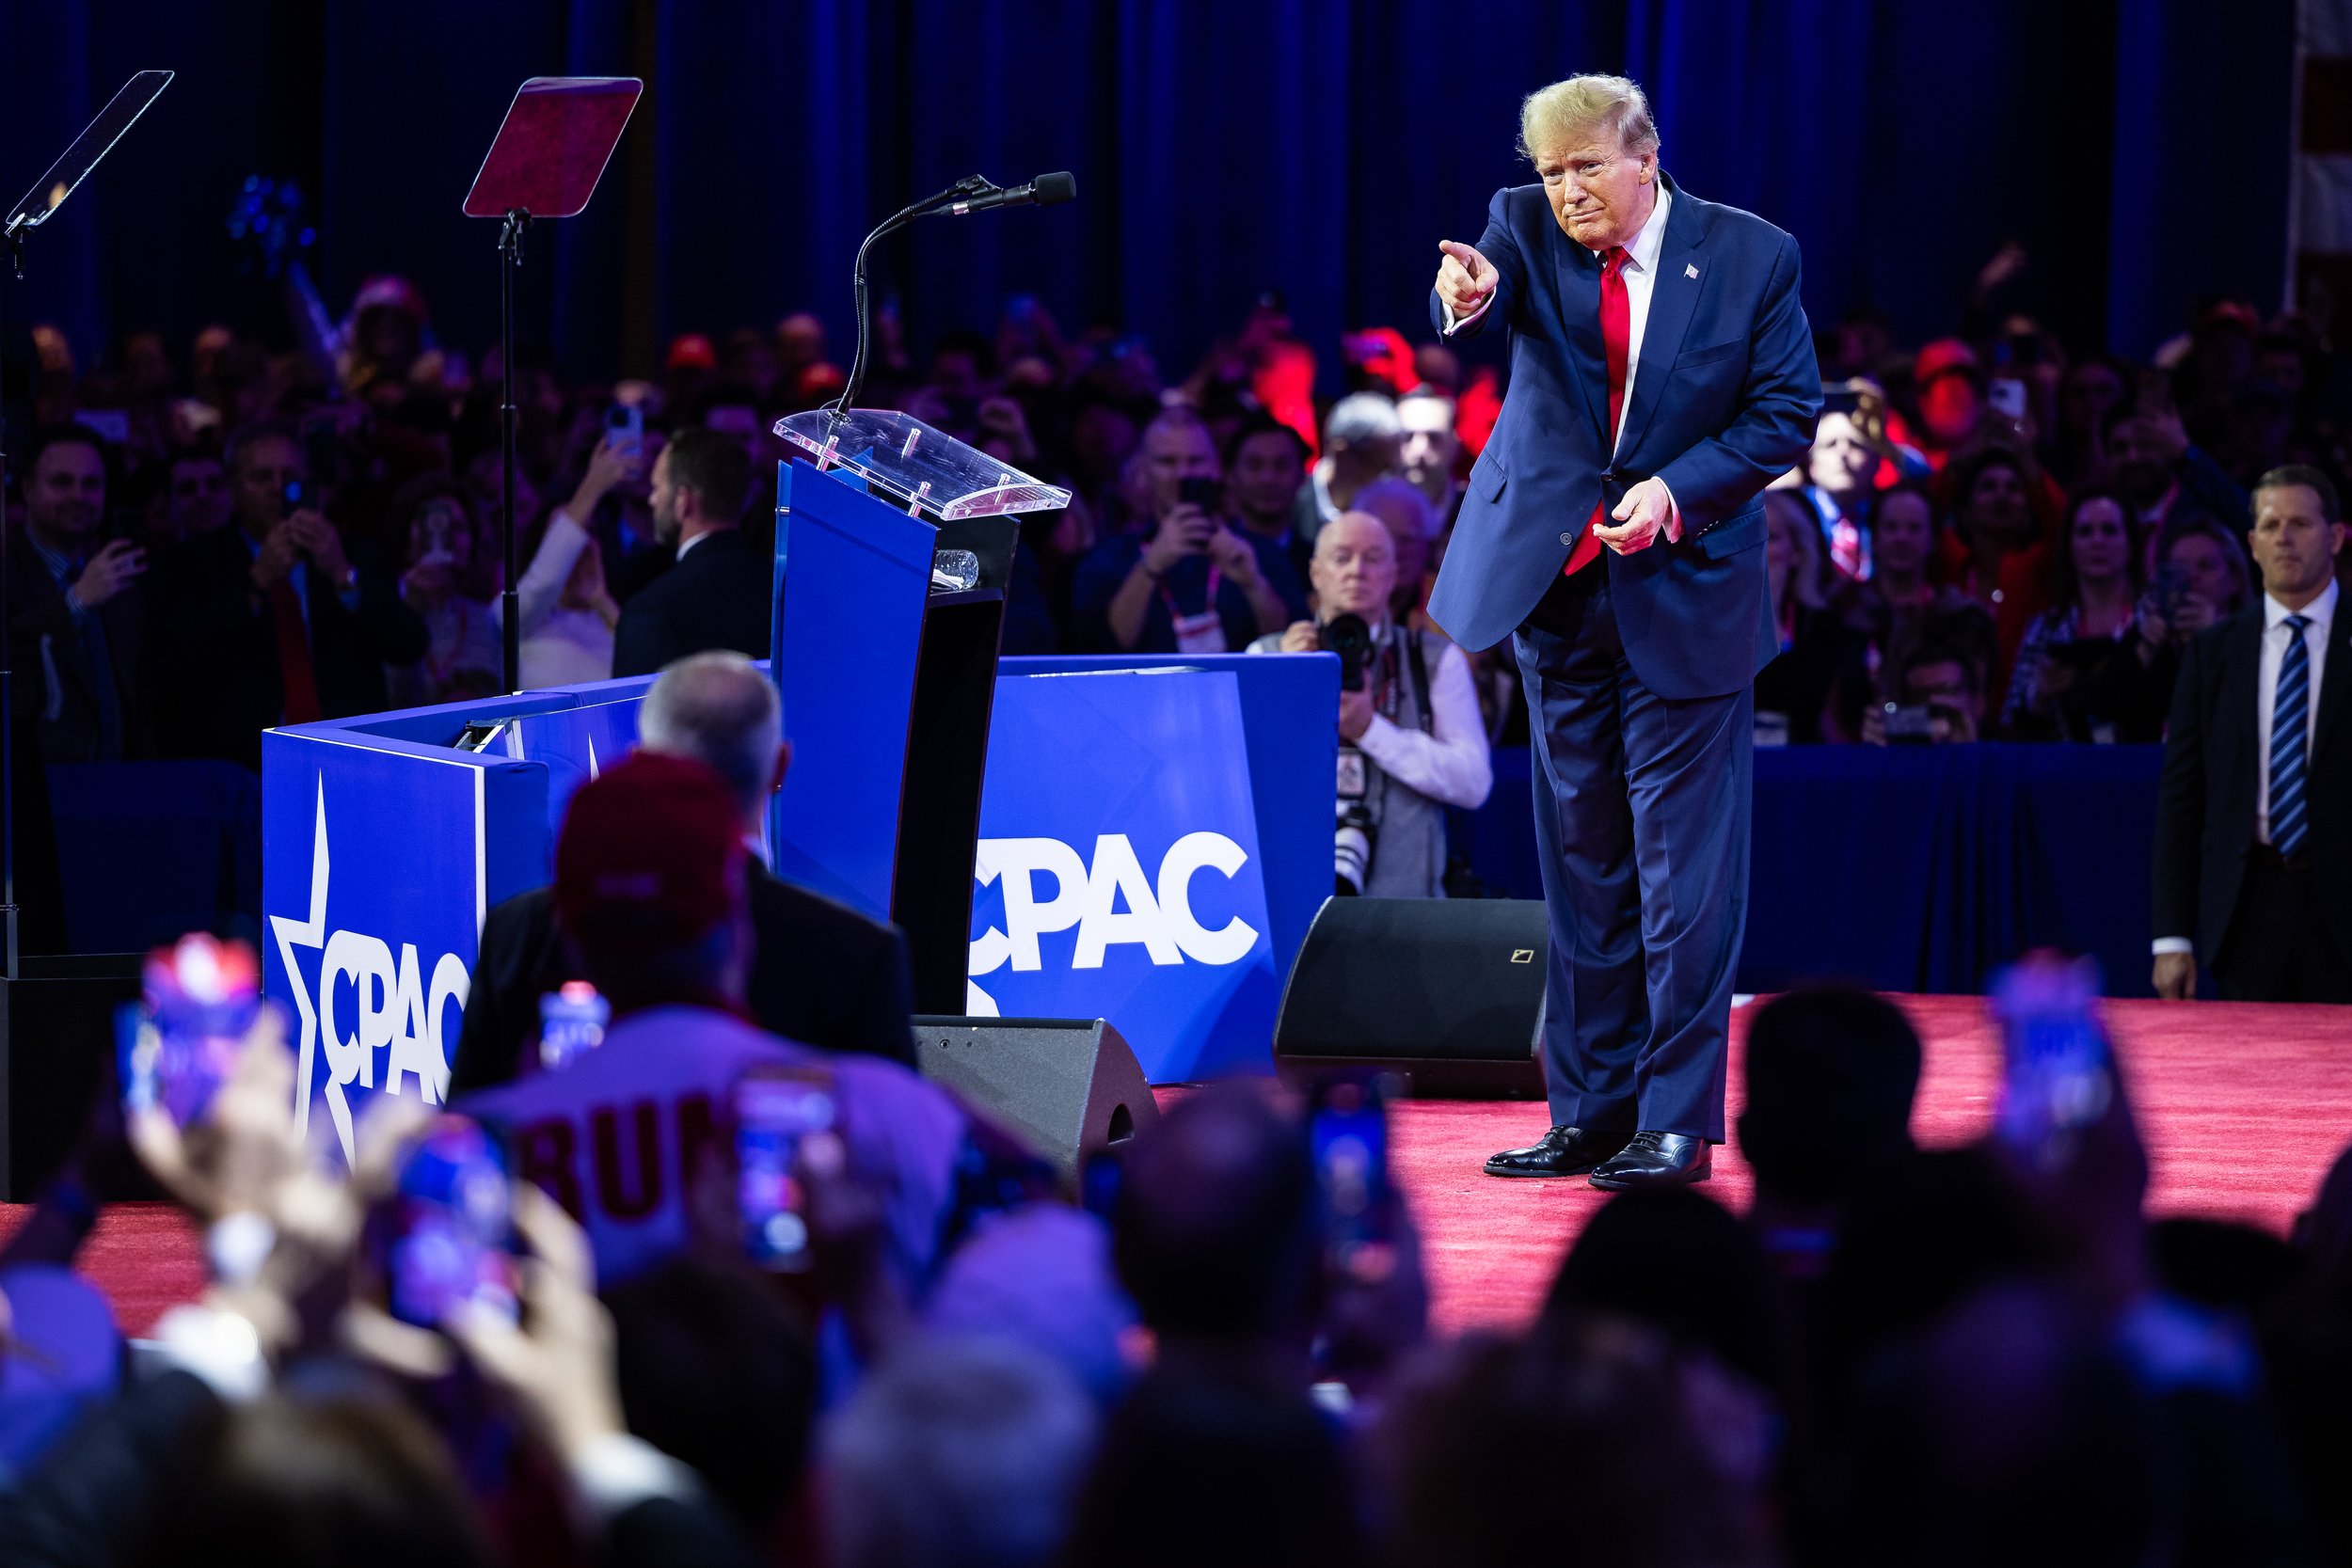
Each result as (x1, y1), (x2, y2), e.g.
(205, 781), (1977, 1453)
(1677, 338), (1746, 371)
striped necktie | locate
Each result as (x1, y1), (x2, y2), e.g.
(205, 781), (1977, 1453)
(2271, 613), (2312, 857)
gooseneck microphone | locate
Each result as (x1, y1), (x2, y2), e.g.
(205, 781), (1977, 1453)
(949, 171), (1076, 215)
(830, 171), (1078, 420)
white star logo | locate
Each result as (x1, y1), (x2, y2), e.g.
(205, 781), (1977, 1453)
(265, 775), (467, 1166)
(269, 778), (336, 1151)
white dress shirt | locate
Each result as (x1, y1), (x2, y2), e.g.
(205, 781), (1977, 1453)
(1355, 633), (1495, 810)
(2152, 578), (2336, 955)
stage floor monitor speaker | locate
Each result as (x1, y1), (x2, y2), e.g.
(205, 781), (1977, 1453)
(1273, 897), (1548, 1097)
(0, 954), (145, 1199)
(911, 1015), (1160, 1179)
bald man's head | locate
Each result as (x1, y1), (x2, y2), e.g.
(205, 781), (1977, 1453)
(1311, 512), (1400, 624)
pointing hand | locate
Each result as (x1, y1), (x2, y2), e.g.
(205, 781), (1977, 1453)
(1436, 241), (1498, 319)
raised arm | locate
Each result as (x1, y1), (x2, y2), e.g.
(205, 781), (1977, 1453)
(1428, 187), (1528, 341)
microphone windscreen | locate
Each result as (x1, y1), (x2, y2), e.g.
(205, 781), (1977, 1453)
(1033, 171), (1076, 206)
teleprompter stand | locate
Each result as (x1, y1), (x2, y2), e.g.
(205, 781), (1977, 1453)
(462, 76), (640, 694)
(0, 71), (174, 1195)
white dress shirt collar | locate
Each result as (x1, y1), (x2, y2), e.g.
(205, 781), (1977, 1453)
(2264, 576), (2338, 634)
(1601, 180), (1672, 276)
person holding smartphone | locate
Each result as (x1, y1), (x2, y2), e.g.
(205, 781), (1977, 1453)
(151, 420), (426, 768)
(11, 425), (151, 764)
(1073, 408), (1291, 656)
(457, 753), (972, 1289)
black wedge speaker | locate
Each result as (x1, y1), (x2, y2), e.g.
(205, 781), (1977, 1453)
(1272, 897), (1548, 1096)
(911, 1015), (1160, 1177)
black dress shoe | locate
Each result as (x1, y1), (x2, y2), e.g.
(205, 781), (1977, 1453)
(1587, 1131), (1712, 1190)
(1484, 1125), (1631, 1179)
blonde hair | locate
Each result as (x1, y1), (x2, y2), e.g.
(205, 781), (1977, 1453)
(1518, 74), (1660, 162)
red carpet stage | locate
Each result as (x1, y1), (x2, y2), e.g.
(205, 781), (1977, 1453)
(6, 996), (2346, 1338)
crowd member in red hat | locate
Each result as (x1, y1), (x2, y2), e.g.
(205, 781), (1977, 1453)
(458, 752), (969, 1291)
(664, 333), (718, 418)
(1911, 338), (1984, 470)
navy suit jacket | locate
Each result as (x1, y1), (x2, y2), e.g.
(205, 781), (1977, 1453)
(1426, 173), (1820, 696)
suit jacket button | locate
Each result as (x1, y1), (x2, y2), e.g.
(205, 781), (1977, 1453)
(1559, 531), (1573, 545)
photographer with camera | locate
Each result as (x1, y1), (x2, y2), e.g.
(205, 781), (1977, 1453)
(1074, 409), (1292, 655)
(1861, 641), (1983, 746)
(1251, 512), (1491, 896)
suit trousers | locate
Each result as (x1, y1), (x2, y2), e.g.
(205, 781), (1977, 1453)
(1513, 563), (1752, 1141)
(2213, 847), (2352, 1004)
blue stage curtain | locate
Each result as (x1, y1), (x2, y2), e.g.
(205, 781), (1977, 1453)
(0, 3), (2292, 386)
(1459, 744), (2168, 997)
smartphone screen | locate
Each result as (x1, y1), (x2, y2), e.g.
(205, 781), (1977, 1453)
(736, 1068), (837, 1272)
(1992, 954), (2114, 1169)
(1176, 475), (1222, 515)
(1310, 1078), (1392, 1272)
(119, 935), (262, 1127)
(1987, 377), (2029, 420)
(607, 403), (644, 462)
(381, 1117), (518, 1330)
(1079, 1148), (1123, 1222)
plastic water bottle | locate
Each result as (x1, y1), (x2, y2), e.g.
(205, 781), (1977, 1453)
(930, 548), (980, 593)
(538, 982), (609, 1071)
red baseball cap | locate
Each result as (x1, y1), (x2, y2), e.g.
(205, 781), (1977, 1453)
(666, 333), (719, 372)
(1913, 338), (1980, 387)
(555, 753), (744, 958)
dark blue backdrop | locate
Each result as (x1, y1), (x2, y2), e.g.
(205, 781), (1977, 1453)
(2, 0), (2291, 388)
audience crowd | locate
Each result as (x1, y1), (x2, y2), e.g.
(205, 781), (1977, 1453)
(0, 249), (2347, 1559)
(11, 244), (2341, 918)
(8, 244), (2346, 769)
(0, 925), (2347, 1565)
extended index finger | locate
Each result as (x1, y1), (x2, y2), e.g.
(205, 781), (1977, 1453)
(1437, 240), (1482, 272)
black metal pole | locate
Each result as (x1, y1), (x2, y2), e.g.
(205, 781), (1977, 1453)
(0, 224), (24, 979)
(498, 209), (527, 693)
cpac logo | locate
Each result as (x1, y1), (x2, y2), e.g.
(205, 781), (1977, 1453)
(967, 832), (1258, 1013)
(270, 780), (469, 1164)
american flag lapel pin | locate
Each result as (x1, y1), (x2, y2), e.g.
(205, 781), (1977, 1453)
(1685, 262), (1699, 279)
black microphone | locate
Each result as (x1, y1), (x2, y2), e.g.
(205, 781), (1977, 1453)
(948, 171), (1075, 215)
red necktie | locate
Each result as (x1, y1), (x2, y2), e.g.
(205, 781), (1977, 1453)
(270, 578), (324, 723)
(1565, 245), (1630, 578)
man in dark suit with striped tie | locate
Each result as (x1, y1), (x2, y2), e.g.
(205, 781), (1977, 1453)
(2153, 466), (2352, 1003)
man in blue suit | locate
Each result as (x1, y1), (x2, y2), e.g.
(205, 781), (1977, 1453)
(1429, 75), (1819, 1188)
